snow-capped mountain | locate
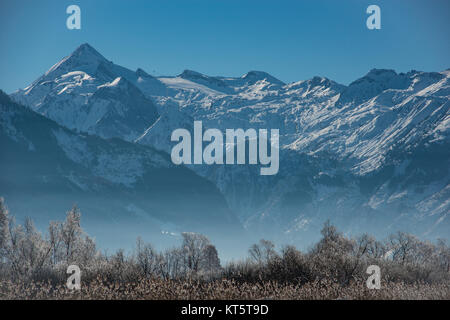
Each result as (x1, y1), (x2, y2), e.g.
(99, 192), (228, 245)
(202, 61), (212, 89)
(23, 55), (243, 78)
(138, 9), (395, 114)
(9, 43), (450, 244)
(0, 90), (241, 251)
(12, 44), (160, 141)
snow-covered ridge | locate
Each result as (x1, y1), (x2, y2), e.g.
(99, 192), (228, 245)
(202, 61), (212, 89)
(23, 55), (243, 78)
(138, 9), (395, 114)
(8, 43), (450, 241)
(11, 45), (160, 142)
(1, 90), (241, 239)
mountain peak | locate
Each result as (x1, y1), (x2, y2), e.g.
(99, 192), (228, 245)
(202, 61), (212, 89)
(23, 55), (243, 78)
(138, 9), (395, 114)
(179, 69), (205, 79)
(136, 68), (151, 78)
(309, 76), (332, 86)
(242, 70), (269, 79)
(44, 43), (109, 77)
(337, 68), (412, 105)
(362, 69), (398, 82)
(70, 42), (102, 57)
(0, 89), (12, 105)
(68, 43), (108, 64)
(74, 43), (98, 53)
(241, 71), (285, 85)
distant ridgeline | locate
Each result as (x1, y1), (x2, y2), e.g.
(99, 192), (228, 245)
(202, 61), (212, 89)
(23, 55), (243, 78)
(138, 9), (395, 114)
(6, 43), (450, 245)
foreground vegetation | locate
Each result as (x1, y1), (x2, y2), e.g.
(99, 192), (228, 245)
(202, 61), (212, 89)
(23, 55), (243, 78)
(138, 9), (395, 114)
(1, 277), (448, 300)
(0, 198), (449, 300)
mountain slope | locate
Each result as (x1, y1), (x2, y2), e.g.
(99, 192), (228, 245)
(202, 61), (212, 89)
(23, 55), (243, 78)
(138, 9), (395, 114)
(0, 90), (241, 250)
(11, 44), (161, 141)
(9, 43), (450, 244)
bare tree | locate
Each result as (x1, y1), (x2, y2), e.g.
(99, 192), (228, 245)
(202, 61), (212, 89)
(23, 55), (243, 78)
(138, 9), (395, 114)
(135, 236), (157, 277)
(309, 221), (355, 284)
(436, 239), (450, 273)
(388, 232), (418, 265)
(0, 198), (9, 263)
(202, 244), (221, 276)
(61, 205), (82, 264)
(2, 216), (52, 279)
(366, 236), (386, 259)
(48, 221), (62, 266)
(249, 239), (276, 264)
(159, 247), (184, 280)
(77, 235), (98, 267)
(181, 232), (210, 274)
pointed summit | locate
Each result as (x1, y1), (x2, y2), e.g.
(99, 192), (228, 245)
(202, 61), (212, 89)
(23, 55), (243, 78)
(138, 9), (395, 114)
(337, 68), (411, 105)
(285, 76), (346, 97)
(45, 43), (109, 77)
(136, 68), (151, 78)
(71, 43), (107, 60)
(241, 71), (285, 85)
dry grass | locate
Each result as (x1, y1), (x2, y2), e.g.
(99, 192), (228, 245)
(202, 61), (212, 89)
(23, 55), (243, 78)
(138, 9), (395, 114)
(1, 201), (448, 300)
(1, 277), (448, 300)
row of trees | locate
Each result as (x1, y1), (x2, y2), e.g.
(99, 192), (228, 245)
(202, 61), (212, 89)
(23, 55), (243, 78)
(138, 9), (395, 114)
(0, 198), (221, 282)
(105, 232), (221, 282)
(1, 198), (449, 285)
(0, 200), (97, 281)
(226, 221), (450, 285)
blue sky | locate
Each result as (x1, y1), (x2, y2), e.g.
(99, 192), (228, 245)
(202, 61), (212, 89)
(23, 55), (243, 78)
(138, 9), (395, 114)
(0, 0), (449, 93)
